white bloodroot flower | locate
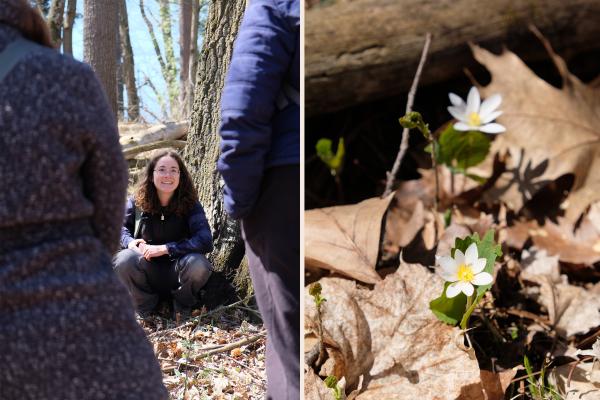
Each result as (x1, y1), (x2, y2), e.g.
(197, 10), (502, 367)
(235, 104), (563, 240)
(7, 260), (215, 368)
(437, 243), (494, 298)
(448, 86), (506, 134)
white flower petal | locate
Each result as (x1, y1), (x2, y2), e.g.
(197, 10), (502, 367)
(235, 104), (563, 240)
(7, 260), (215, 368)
(454, 249), (465, 265)
(449, 92), (465, 107)
(438, 269), (458, 282)
(458, 281), (474, 296)
(465, 243), (479, 265)
(472, 272), (493, 286)
(481, 110), (503, 124)
(446, 282), (462, 298)
(479, 94), (502, 119)
(453, 122), (473, 131)
(466, 86), (480, 115)
(480, 123), (506, 134)
(438, 256), (457, 272)
(471, 257), (487, 274)
(447, 106), (466, 121)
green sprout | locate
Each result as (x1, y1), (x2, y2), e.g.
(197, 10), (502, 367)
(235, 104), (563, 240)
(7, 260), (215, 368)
(316, 138), (345, 177)
(324, 375), (343, 400)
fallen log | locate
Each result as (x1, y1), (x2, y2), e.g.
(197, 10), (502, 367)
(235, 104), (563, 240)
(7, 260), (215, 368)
(306, 0), (600, 116)
(123, 139), (187, 160)
(119, 120), (189, 148)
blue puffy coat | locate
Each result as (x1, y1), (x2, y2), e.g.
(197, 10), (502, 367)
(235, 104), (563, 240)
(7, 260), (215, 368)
(218, 0), (300, 219)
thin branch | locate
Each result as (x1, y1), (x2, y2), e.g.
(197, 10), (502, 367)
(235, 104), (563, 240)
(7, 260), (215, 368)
(383, 32), (432, 197)
(193, 331), (266, 359)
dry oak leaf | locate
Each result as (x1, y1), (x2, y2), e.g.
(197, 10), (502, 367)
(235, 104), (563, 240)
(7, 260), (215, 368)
(305, 366), (337, 400)
(305, 193), (394, 284)
(549, 362), (600, 399)
(471, 42), (600, 225)
(304, 261), (483, 399)
(520, 248), (600, 337)
(506, 216), (600, 265)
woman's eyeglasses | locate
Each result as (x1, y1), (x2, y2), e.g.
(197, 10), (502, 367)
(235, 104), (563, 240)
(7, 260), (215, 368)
(154, 168), (180, 176)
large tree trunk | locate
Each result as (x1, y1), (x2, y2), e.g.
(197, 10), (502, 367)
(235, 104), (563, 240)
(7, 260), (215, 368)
(119, 0), (140, 121)
(184, 0), (246, 280)
(306, 0), (600, 116)
(62, 0), (76, 54)
(84, 0), (119, 116)
(179, 0), (192, 118)
(47, 0), (65, 48)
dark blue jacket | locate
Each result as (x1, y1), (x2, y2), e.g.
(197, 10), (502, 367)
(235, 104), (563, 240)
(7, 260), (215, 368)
(218, 0), (300, 219)
(120, 197), (213, 259)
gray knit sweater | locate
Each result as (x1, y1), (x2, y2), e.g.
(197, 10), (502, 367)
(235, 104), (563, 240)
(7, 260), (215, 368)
(0, 5), (167, 399)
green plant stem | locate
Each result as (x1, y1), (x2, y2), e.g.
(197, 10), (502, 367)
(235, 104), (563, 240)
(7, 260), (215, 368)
(316, 303), (326, 367)
(429, 137), (440, 240)
(460, 294), (475, 330)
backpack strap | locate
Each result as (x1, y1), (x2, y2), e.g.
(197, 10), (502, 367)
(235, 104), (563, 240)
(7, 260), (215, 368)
(134, 205), (142, 239)
(0, 37), (45, 83)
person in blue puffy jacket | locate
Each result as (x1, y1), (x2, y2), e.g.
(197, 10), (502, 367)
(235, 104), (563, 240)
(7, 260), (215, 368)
(218, 1), (300, 399)
(114, 150), (214, 320)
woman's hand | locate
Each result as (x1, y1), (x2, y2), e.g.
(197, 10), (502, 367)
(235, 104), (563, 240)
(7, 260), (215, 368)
(142, 244), (169, 260)
(128, 239), (147, 255)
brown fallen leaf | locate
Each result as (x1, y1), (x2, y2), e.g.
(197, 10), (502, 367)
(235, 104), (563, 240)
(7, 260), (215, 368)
(549, 362), (600, 399)
(305, 193), (395, 284)
(305, 261), (483, 399)
(305, 366), (337, 400)
(520, 248), (600, 337)
(479, 369), (518, 400)
(470, 38), (600, 225)
(506, 217), (600, 265)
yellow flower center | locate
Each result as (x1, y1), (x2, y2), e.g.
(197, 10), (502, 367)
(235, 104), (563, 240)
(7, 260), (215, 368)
(457, 264), (474, 282)
(468, 112), (481, 126)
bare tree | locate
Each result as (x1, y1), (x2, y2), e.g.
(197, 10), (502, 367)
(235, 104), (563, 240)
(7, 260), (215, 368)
(62, 0), (76, 54)
(84, 0), (119, 116)
(119, 0), (140, 120)
(140, 0), (179, 119)
(47, 0), (65, 48)
(184, 0), (246, 279)
(179, 0), (192, 117)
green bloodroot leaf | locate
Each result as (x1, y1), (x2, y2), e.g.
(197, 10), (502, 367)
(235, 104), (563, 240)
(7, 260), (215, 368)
(437, 124), (491, 170)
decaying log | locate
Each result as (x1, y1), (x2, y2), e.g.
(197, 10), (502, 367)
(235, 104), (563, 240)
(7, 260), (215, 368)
(119, 120), (189, 149)
(306, 0), (600, 116)
(123, 139), (187, 159)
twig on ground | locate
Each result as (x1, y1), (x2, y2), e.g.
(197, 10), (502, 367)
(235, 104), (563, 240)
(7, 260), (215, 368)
(383, 32), (432, 197)
(148, 298), (250, 338)
(194, 331), (266, 360)
(225, 354), (267, 382)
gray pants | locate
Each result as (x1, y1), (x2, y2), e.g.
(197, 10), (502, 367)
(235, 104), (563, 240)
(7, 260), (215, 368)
(242, 165), (300, 400)
(113, 249), (212, 313)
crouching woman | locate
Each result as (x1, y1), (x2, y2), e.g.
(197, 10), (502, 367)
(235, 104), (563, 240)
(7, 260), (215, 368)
(114, 150), (213, 319)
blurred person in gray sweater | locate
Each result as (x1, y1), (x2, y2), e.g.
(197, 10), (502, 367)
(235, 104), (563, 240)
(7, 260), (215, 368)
(0, 1), (167, 398)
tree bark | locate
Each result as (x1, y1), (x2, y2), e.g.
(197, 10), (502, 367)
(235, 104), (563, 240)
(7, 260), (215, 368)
(47, 0), (65, 48)
(179, 0), (192, 117)
(184, 0), (246, 278)
(84, 0), (118, 116)
(306, 0), (600, 116)
(119, 0), (140, 121)
(62, 0), (76, 55)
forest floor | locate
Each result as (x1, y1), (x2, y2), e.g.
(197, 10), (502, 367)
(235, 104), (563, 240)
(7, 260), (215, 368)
(139, 301), (267, 400)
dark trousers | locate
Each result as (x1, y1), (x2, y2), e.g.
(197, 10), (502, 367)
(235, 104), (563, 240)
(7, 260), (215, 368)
(242, 165), (300, 400)
(113, 250), (212, 313)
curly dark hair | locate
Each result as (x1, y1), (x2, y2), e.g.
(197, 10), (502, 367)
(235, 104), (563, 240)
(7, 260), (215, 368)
(7, 0), (54, 48)
(134, 150), (198, 216)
